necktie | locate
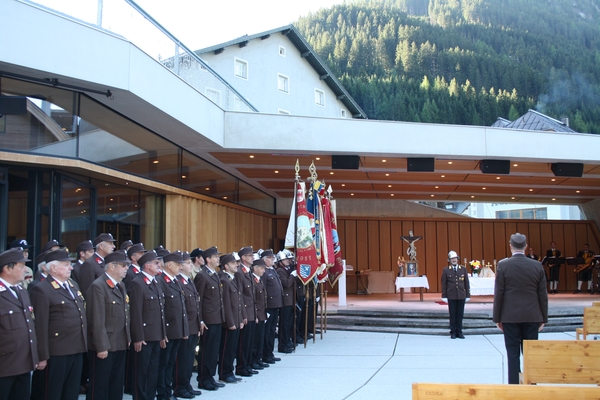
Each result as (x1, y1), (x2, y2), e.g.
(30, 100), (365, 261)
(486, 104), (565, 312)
(10, 286), (21, 301)
(454, 267), (457, 272)
(63, 283), (75, 299)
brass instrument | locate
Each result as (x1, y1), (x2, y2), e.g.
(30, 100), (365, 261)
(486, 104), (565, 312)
(575, 252), (596, 273)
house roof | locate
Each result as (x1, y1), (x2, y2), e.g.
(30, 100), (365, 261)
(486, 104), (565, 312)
(194, 25), (367, 119)
(491, 117), (510, 127)
(502, 109), (577, 133)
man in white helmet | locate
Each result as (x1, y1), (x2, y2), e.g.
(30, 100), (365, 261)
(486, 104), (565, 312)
(441, 250), (470, 339)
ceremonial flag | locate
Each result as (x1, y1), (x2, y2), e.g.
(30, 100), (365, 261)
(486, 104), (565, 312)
(306, 180), (322, 264)
(317, 195), (335, 282)
(294, 181), (320, 285)
(284, 189), (296, 249)
(328, 199), (344, 286)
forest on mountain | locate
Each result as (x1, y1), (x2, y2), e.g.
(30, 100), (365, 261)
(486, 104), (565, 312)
(295, 0), (600, 133)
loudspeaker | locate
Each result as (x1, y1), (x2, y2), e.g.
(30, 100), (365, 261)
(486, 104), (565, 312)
(551, 162), (583, 177)
(480, 160), (510, 174)
(407, 158), (434, 172)
(332, 155), (360, 170)
(0, 96), (27, 115)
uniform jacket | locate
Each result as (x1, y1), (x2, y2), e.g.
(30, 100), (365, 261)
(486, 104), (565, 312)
(86, 274), (130, 352)
(0, 282), (39, 377)
(159, 273), (189, 340)
(194, 266), (225, 325)
(235, 265), (256, 321)
(78, 253), (105, 299)
(277, 266), (295, 307)
(493, 253), (548, 324)
(263, 267), (284, 309)
(30, 275), (87, 360)
(71, 259), (84, 284)
(252, 275), (267, 322)
(220, 271), (244, 329)
(129, 273), (167, 343)
(123, 263), (141, 293)
(178, 274), (202, 335)
(545, 248), (562, 265)
(441, 265), (470, 300)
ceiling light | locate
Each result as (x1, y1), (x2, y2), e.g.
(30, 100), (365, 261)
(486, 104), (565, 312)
(274, 170), (279, 174)
(382, 159), (387, 162)
(551, 178), (556, 182)
(205, 187), (210, 191)
(482, 187), (486, 190)
(511, 197), (515, 200)
(552, 198), (556, 201)
(435, 186), (439, 189)
(441, 175), (445, 178)
(330, 172), (334, 175)
(529, 189), (534, 192)
(496, 177), (500, 180)
(576, 190), (581, 193)
(385, 173), (390, 176)
(351, 193), (354, 196)
(391, 194), (394, 197)
(388, 185), (392, 188)
(471, 195), (475, 198)
(110, 198), (113, 201)
(153, 160), (159, 164)
(223, 196), (228, 199)
(182, 175), (187, 178)
(513, 163), (518, 167)
(341, 184), (346, 187)
(448, 161), (453, 165)
(249, 155), (254, 158)
(315, 157), (321, 160)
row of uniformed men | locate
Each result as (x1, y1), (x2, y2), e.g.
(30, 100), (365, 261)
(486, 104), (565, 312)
(0, 233), (312, 400)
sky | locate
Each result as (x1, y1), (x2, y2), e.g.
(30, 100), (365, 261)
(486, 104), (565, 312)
(135, 0), (344, 49)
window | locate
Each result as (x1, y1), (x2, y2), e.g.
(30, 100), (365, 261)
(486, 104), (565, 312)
(315, 89), (325, 106)
(279, 46), (286, 57)
(277, 74), (289, 93)
(341, 109), (347, 118)
(278, 109), (290, 115)
(496, 208), (548, 219)
(234, 58), (248, 79)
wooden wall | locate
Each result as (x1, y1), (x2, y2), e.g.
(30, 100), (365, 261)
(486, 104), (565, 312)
(275, 217), (600, 293)
(166, 195), (274, 254)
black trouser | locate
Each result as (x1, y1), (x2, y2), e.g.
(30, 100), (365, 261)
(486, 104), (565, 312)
(296, 296), (306, 339)
(31, 353), (83, 400)
(86, 350), (125, 400)
(448, 299), (466, 335)
(278, 305), (294, 350)
(219, 328), (240, 380)
(173, 333), (198, 395)
(549, 264), (560, 282)
(502, 322), (539, 384)
(196, 323), (220, 385)
(0, 372), (30, 400)
(123, 347), (134, 394)
(133, 340), (161, 400)
(237, 320), (255, 372)
(252, 320), (266, 364)
(263, 308), (280, 359)
(157, 338), (181, 398)
(578, 267), (592, 282)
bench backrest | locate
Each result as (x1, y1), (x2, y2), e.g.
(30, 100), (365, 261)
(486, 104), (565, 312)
(583, 306), (600, 335)
(412, 383), (600, 400)
(522, 340), (600, 385)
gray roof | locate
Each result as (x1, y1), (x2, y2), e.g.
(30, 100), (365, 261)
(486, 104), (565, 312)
(491, 117), (510, 127)
(194, 25), (367, 119)
(500, 109), (577, 133)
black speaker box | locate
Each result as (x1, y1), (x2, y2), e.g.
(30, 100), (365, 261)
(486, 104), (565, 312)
(0, 96), (27, 115)
(332, 155), (360, 170)
(407, 157), (435, 172)
(551, 162), (583, 177)
(480, 160), (510, 174)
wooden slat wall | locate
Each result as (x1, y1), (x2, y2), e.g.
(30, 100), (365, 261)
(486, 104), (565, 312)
(274, 217), (600, 293)
(166, 195), (274, 253)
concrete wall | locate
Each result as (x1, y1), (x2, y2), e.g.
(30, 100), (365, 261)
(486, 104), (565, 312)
(581, 199), (600, 233)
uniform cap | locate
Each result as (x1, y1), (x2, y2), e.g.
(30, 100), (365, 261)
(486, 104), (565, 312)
(252, 258), (266, 268)
(138, 250), (161, 267)
(190, 248), (204, 259)
(127, 243), (146, 258)
(220, 253), (236, 266)
(203, 246), (221, 258)
(76, 240), (94, 254)
(238, 246), (253, 257)
(93, 233), (116, 246)
(163, 251), (185, 263)
(119, 240), (133, 250)
(154, 245), (170, 258)
(10, 239), (31, 249)
(105, 250), (129, 264)
(42, 239), (62, 253)
(260, 249), (275, 259)
(182, 252), (191, 261)
(44, 249), (75, 263)
(0, 247), (31, 266)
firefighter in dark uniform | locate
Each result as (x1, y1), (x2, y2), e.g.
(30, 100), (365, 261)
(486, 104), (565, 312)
(276, 250), (296, 353)
(193, 246), (225, 391)
(0, 247), (39, 400)
(71, 240), (94, 285)
(157, 251), (189, 400)
(235, 246), (258, 377)
(250, 258), (269, 370)
(85, 250), (130, 400)
(441, 250), (470, 339)
(261, 249), (283, 364)
(173, 252), (202, 399)
(78, 233), (116, 298)
(129, 250), (167, 400)
(30, 249), (87, 400)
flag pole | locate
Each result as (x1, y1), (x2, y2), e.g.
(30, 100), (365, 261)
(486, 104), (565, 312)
(313, 281), (317, 343)
(292, 159), (299, 348)
(304, 283), (309, 348)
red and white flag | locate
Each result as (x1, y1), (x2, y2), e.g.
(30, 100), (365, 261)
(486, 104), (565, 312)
(294, 181), (320, 285)
(328, 198), (344, 286)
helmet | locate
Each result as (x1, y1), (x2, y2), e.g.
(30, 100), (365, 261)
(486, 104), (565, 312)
(447, 250), (459, 262)
(282, 249), (294, 259)
(232, 252), (240, 261)
(276, 251), (286, 262)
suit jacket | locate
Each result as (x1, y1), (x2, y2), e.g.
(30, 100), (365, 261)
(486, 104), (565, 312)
(178, 274), (202, 335)
(235, 265), (256, 322)
(27, 273), (47, 293)
(263, 267), (284, 309)
(0, 282), (39, 377)
(71, 260), (84, 284)
(159, 273), (189, 340)
(129, 273), (167, 343)
(441, 265), (470, 300)
(493, 253), (548, 324)
(277, 266), (295, 307)
(252, 275), (267, 322)
(220, 272), (244, 329)
(30, 275), (87, 360)
(194, 266), (224, 325)
(86, 274), (130, 352)
(123, 263), (141, 293)
(78, 253), (105, 299)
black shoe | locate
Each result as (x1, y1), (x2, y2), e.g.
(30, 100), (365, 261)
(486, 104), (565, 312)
(174, 391), (195, 399)
(574, 289), (581, 294)
(211, 380), (225, 388)
(554, 290), (559, 294)
(258, 361), (270, 368)
(220, 376), (238, 384)
(457, 333), (465, 339)
(272, 356), (281, 362)
(190, 389), (202, 395)
(450, 334), (456, 339)
(249, 369), (259, 374)
(199, 382), (218, 391)
(278, 348), (293, 354)
(236, 370), (253, 377)
(263, 358), (276, 364)
(251, 363), (264, 370)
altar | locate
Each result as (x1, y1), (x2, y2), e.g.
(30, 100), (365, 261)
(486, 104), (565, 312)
(469, 276), (495, 296)
(395, 276), (430, 301)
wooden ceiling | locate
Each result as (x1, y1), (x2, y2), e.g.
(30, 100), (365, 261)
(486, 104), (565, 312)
(209, 152), (600, 204)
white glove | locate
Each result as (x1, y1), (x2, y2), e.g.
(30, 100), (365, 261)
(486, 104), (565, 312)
(266, 313), (270, 319)
(316, 297), (321, 303)
(290, 270), (298, 277)
(442, 298), (448, 303)
(466, 298), (470, 302)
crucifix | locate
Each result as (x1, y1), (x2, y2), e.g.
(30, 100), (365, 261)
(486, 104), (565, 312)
(401, 230), (422, 261)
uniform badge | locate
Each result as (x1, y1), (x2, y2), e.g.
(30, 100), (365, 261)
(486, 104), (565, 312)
(0, 285), (5, 292)
(106, 279), (115, 289)
(181, 278), (188, 285)
(163, 275), (171, 283)
(96, 256), (102, 264)
(51, 281), (60, 289)
(29, 306), (35, 320)
(77, 291), (83, 298)
(126, 295), (130, 304)
(143, 276), (151, 285)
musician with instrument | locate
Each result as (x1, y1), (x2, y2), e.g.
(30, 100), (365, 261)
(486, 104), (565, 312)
(544, 242), (562, 294)
(575, 244), (596, 294)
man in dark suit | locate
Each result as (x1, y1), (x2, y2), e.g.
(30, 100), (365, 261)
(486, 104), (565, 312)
(262, 249), (283, 364)
(78, 233), (116, 298)
(575, 243), (596, 294)
(250, 259), (269, 370)
(276, 250), (296, 353)
(441, 250), (470, 339)
(493, 232), (548, 384)
(235, 246), (258, 377)
(544, 241), (562, 294)
(172, 252), (202, 399)
(194, 246), (225, 391)
(86, 250), (130, 400)
(30, 249), (87, 400)
(129, 250), (167, 400)
(0, 247), (39, 400)
(71, 240), (94, 285)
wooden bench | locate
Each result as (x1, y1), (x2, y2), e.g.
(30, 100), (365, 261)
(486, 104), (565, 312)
(412, 382), (600, 399)
(522, 340), (600, 385)
(576, 306), (600, 340)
